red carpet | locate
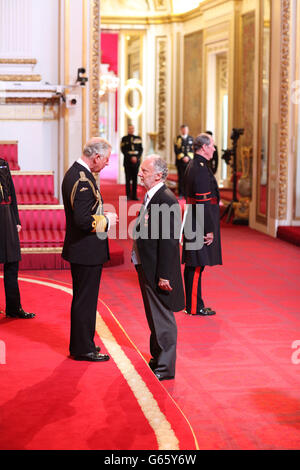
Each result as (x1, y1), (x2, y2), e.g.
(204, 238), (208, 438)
(0, 275), (197, 451)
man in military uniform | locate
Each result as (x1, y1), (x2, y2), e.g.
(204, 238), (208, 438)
(174, 124), (194, 198)
(182, 133), (222, 316)
(0, 158), (35, 319)
(120, 124), (143, 200)
(205, 131), (219, 175)
(62, 137), (117, 362)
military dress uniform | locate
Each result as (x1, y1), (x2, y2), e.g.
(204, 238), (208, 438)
(62, 161), (109, 356)
(174, 134), (194, 197)
(182, 154), (222, 315)
(120, 133), (143, 200)
(207, 145), (219, 175)
(0, 158), (35, 318)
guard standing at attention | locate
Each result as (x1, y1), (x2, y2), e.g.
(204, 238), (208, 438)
(0, 158), (35, 319)
(174, 124), (194, 198)
(121, 124), (143, 200)
(182, 133), (222, 316)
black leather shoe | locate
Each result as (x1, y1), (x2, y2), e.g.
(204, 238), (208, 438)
(6, 307), (35, 319)
(154, 371), (174, 381)
(73, 352), (110, 362)
(148, 358), (157, 371)
(185, 307), (216, 316)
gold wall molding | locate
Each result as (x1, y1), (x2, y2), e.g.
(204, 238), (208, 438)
(183, 30), (203, 139)
(0, 58), (37, 64)
(278, 0), (290, 220)
(89, 0), (100, 138)
(0, 74), (41, 81)
(2, 97), (60, 105)
(156, 37), (167, 150)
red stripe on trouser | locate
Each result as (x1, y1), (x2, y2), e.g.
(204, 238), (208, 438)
(191, 267), (201, 315)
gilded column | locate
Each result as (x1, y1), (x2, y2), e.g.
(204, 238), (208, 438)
(278, 0), (290, 219)
(89, 0), (100, 138)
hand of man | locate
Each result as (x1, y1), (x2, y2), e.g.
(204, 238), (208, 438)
(158, 278), (173, 291)
(131, 156), (138, 164)
(204, 232), (214, 245)
(16, 225), (22, 233)
(105, 212), (118, 228)
(183, 156), (189, 163)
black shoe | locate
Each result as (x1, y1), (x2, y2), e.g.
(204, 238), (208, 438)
(184, 307), (216, 316)
(73, 352), (110, 362)
(148, 358), (157, 371)
(154, 371), (174, 381)
(6, 307), (35, 319)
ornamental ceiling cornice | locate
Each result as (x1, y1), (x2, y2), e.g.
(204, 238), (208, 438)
(100, 0), (239, 25)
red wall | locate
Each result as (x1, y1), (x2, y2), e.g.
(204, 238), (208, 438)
(101, 32), (119, 131)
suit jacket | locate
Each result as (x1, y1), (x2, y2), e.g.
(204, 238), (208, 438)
(0, 158), (21, 263)
(62, 162), (109, 265)
(120, 134), (143, 167)
(182, 154), (222, 267)
(134, 184), (185, 312)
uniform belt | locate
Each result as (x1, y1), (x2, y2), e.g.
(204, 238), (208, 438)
(0, 196), (11, 205)
(187, 196), (218, 205)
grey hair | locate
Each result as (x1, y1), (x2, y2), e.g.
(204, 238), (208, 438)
(148, 154), (168, 181)
(83, 138), (112, 159)
(193, 133), (211, 153)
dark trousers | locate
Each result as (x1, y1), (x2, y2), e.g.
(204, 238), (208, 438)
(177, 160), (189, 197)
(136, 264), (177, 377)
(124, 163), (139, 199)
(70, 263), (102, 356)
(3, 261), (21, 314)
(184, 265), (205, 314)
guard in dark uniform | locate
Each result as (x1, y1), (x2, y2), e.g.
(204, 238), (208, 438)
(120, 124), (143, 200)
(62, 137), (116, 362)
(206, 131), (219, 175)
(182, 133), (222, 316)
(0, 158), (35, 319)
(174, 124), (194, 198)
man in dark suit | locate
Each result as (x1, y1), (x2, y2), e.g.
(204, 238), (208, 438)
(182, 133), (222, 316)
(62, 137), (117, 362)
(0, 158), (35, 319)
(132, 155), (185, 381)
(120, 124), (143, 200)
(174, 124), (194, 198)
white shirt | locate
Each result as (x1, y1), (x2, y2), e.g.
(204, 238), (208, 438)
(131, 181), (164, 265)
(77, 157), (91, 173)
(144, 181), (164, 208)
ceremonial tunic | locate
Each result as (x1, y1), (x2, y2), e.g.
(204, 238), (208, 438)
(120, 134), (143, 199)
(182, 154), (222, 314)
(174, 134), (194, 197)
(62, 161), (109, 355)
(0, 158), (22, 314)
(0, 158), (21, 264)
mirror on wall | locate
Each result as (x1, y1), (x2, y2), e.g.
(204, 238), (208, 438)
(256, 0), (271, 222)
(124, 33), (144, 134)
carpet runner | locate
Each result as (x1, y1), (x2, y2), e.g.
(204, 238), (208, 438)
(0, 274), (198, 451)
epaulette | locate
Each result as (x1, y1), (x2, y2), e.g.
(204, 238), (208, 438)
(70, 171), (101, 212)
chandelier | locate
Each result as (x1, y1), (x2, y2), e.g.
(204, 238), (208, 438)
(99, 64), (119, 96)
